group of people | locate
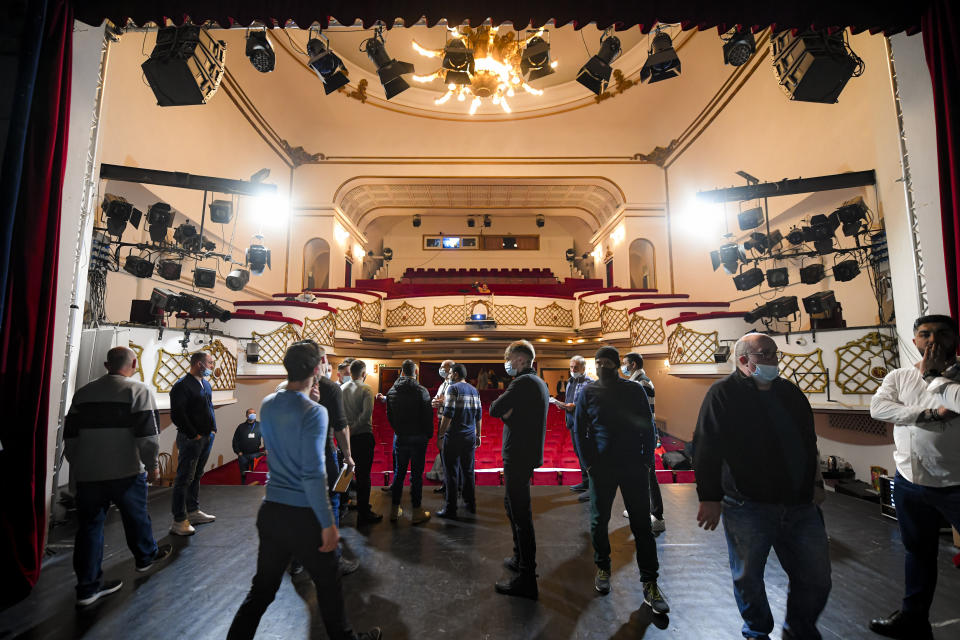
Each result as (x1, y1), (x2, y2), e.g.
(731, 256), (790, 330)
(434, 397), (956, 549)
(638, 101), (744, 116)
(61, 312), (960, 639)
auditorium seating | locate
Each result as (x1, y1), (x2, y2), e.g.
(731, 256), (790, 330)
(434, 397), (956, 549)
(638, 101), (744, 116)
(352, 277), (603, 299)
(400, 267), (558, 285)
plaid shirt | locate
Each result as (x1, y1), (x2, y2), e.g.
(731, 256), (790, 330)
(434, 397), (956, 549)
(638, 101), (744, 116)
(440, 380), (481, 434)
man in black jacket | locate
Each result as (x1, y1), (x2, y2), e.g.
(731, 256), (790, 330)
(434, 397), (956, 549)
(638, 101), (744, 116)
(386, 359), (433, 524)
(694, 332), (830, 640)
(233, 408), (265, 484)
(489, 339), (549, 600)
(169, 351), (218, 536)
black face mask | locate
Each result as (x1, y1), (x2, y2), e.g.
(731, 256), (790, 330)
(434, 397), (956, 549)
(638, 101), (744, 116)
(596, 365), (619, 382)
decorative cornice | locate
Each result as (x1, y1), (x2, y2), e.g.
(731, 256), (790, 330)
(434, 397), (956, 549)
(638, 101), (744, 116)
(594, 70), (640, 104)
(632, 140), (679, 167)
(337, 79), (369, 104)
(280, 140), (326, 167)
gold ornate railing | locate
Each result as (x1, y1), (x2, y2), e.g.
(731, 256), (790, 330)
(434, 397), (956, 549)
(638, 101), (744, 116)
(579, 300), (600, 324)
(386, 302), (427, 328)
(251, 324), (301, 365)
(779, 348), (828, 393)
(129, 341), (145, 382)
(834, 331), (899, 395)
(600, 306), (630, 333)
(629, 315), (665, 347)
(302, 313), (336, 349)
(152, 339), (237, 393)
(334, 304), (362, 333)
(667, 324), (719, 365)
(534, 302), (573, 328)
(361, 299), (381, 323)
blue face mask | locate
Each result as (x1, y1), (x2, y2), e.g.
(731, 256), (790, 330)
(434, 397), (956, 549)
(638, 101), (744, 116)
(504, 361), (516, 377)
(247, 413), (257, 422)
(439, 368), (448, 379)
(203, 368), (213, 378)
(620, 365), (630, 376)
(751, 363), (779, 383)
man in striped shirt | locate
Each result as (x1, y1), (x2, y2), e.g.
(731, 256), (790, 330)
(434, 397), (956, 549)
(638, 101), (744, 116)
(437, 364), (480, 518)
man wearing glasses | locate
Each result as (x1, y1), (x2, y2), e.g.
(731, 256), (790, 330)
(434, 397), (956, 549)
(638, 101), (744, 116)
(694, 332), (830, 640)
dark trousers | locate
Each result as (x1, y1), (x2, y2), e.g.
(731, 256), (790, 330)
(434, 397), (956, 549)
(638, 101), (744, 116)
(589, 465), (659, 581)
(74, 473), (158, 598)
(649, 465), (664, 519)
(567, 424), (588, 484)
(441, 431), (476, 512)
(391, 434), (428, 508)
(238, 452), (265, 483)
(504, 464), (537, 575)
(228, 501), (354, 640)
(172, 432), (214, 521)
(351, 432), (375, 514)
(894, 473), (960, 618)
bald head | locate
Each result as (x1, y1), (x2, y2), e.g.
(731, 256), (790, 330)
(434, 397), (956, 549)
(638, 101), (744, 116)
(734, 332), (778, 376)
(105, 346), (137, 376)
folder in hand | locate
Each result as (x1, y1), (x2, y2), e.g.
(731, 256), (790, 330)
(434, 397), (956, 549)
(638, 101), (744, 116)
(333, 463), (354, 493)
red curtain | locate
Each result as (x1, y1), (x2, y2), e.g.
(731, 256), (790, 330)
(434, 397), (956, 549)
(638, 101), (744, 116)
(0, 0), (72, 605)
(923, 0), (960, 317)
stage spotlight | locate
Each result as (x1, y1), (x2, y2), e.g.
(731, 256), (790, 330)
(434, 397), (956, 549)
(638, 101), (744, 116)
(176, 293), (206, 316)
(103, 196), (142, 238)
(246, 235), (271, 275)
(745, 303), (770, 324)
(246, 29), (275, 73)
(412, 214), (421, 228)
(786, 227), (805, 245)
(363, 28), (415, 100)
(766, 267), (789, 288)
(802, 290), (838, 315)
(149, 287), (179, 313)
(577, 32), (621, 95)
(835, 196), (868, 236)
(808, 212), (840, 240)
(565, 248), (576, 262)
(745, 230), (782, 254)
(733, 267), (764, 291)
(467, 217), (475, 228)
(226, 268), (250, 291)
(174, 223), (200, 252)
(521, 36), (555, 82)
(200, 236), (216, 252)
(483, 215), (491, 228)
(723, 27), (756, 67)
(193, 267), (217, 288)
(202, 300), (232, 322)
(307, 33), (350, 94)
(711, 243), (745, 275)
(123, 255), (155, 278)
(833, 259), (860, 282)
(738, 207), (764, 231)
(156, 259), (182, 281)
(640, 29), (681, 83)
(814, 237), (834, 255)
(536, 214), (545, 228)
(208, 199), (233, 224)
(768, 295), (799, 319)
(442, 39), (474, 85)
(146, 202), (174, 243)
(382, 247), (393, 261)
(799, 263), (826, 284)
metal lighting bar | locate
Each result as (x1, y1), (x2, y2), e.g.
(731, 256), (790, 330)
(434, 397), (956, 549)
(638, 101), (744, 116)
(100, 163), (277, 197)
(697, 170), (876, 203)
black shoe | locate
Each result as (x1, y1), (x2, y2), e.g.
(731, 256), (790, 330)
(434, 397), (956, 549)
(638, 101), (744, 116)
(338, 557), (360, 576)
(433, 485), (446, 493)
(643, 581), (670, 615)
(465, 503), (476, 514)
(577, 492), (590, 502)
(77, 580), (123, 607)
(288, 560), (304, 576)
(495, 574), (538, 600)
(570, 482), (589, 492)
(136, 544), (172, 572)
(379, 486), (392, 493)
(356, 627), (382, 640)
(503, 556), (520, 572)
(357, 510), (383, 525)
(436, 508), (457, 519)
(869, 610), (933, 639)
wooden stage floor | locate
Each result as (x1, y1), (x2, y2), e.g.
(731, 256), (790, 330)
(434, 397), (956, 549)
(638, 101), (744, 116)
(2, 484), (959, 639)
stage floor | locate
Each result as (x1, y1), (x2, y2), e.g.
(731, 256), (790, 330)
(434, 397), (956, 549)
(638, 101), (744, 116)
(2, 484), (959, 639)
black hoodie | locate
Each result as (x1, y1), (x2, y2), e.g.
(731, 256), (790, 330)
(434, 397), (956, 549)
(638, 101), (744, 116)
(386, 375), (434, 438)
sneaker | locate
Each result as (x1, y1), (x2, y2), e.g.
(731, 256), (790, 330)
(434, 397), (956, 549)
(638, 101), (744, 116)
(651, 515), (666, 533)
(77, 580), (123, 607)
(868, 610), (933, 639)
(412, 507), (431, 524)
(595, 569), (611, 594)
(436, 508), (457, 519)
(643, 581), (670, 615)
(136, 544), (172, 572)
(338, 557), (360, 576)
(570, 482), (589, 493)
(623, 509), (629, 518)
(389, 505), (403, 522)
(494, 573), (539, 600)
(187, 510), (216, 525)
(289, 560), (304, 576)
(169, 519), (195, 536)
(357, 628), (382, 640)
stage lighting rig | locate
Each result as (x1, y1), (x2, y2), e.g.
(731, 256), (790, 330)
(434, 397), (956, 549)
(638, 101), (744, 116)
(744, 230), (783, 254)
(246, 235), (271, 275)
(738, 206), (764, 231)
(803, 290), (838, 316)
(744, 303), (770, 324)
(786, 226), (805, 246)
(202, 300), (232, 322)
(577, 30), (621, 95)
(723, 27), (756, 67)
(156, 258), (182, 281)
(363, 26), (415, 100)
(123, 254), (155, 278)
(176, 293), (206, 316)
(710, 243), (745, 275)
(766, 267), (789, 288)
(808, 212), (840, 240)
(246, 29), (275, 73)
(307, 31), (350, 94)
(174, 223), (200, 251)
(226, 268), (250, 291)
(768, 296), (799, 320)
(640, 28), (681, 83)
(799, 263), (826, 284)
(733, 267), (764, 291)
(441, 39), (474, 85)
(146, 202), (175, 243)
(835, 196), (869, 237)
(149, 287), (179, 313)
(814, 237), (834, 255)
(193, 267), (217, 288)
(521, 35), (554, 82)
(208, 199), (233, 224)
(102, 195), (142, 238)
(833, 259), (860, 282)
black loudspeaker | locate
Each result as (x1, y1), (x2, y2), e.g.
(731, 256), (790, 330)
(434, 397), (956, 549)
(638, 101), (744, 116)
(772, 30), (858, 103)
(130, 299), (161, 324)
(142, 26), (226, 106)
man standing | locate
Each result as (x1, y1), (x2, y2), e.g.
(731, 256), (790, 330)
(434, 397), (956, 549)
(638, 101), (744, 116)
(490, 340), (549, 600)
(622, 352), (665, 533)
(65, 346), (171, 606)
(227, 342), (379, 640)
(337, 362), (351, 386)
(575, 346), (668, 613)
(169, 351), (218, 535)
(386, 359), (433, 524)
(437, 364), (480, 519)
(431, 359), (457, 496)
(562, 355), (593, 500)
(694, 332), (830, 639)
(342, 359), (381, 524)
(232, 408), (264, 484)
(868, 315), (960, 640)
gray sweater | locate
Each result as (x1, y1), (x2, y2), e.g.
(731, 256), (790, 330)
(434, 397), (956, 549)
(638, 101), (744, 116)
(341, 379), (374, 436)
(64, 374), (160, 482)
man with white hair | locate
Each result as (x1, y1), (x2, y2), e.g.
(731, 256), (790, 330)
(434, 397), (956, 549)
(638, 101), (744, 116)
(694, 332), (830, 640)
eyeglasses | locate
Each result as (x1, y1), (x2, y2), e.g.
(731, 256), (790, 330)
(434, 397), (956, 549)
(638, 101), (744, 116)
(747, 350), (782, 360)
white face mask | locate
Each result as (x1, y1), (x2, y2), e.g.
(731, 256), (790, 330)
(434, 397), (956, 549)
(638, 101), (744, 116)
(439, 367), (448, 379)
(504, 361), (516, 377)
(620, 365), (630, 376)
(751, 363), (780, 383)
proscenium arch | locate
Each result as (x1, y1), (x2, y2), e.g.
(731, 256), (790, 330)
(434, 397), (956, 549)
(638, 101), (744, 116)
(303, 237), (331, 290)
(629, 238), (656, 290)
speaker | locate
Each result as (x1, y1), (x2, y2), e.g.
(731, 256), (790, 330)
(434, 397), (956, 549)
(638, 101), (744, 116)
(142, 26), (226, 107)
(772, 30), (858, 103)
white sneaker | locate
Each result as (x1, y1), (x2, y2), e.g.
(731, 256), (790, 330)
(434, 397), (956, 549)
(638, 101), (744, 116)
(77, 579), (123, 607)
(623, 509), (629, 518)
(651, 515), (666, 533)
(187, 510), (216, 524)
(169, 519), (195, 536)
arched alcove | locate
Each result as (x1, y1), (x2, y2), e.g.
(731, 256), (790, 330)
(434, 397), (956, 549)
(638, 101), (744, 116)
(629, 238), (656, 289)
(303, 238), (330, 290)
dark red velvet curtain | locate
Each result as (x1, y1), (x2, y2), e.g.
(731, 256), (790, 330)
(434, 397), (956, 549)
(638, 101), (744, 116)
(0, 0), (72, 605)
(923, 0), (960, 317)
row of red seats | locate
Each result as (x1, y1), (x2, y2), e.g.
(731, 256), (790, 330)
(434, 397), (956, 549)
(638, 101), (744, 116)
(403, 267), (554, 278)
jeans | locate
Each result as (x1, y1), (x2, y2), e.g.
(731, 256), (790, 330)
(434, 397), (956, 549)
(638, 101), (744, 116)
(721, 498), (831, 639)
(391, 434), (428, 508)
(504, 464), (536, 575)
(238, 451), (265, 483)
(589, 465), (659, 580)
(351, 432), (375, 514)
(172, 432), (214, 521)
(74, 473), (158, 598)
(227, 501), (355, 640)
(649, 465), (664, 520)
(893, 472), (960, 617)
(441, 431), (476, 512)
(567, 424), (588, 484)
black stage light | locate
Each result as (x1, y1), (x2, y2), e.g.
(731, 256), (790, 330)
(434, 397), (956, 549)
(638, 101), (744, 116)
(766, 267), (789, 288)
(483, 215), (491, 228)
(745, 230), (783, 254)
(521, 36), (554, 82)
(174, 223), (199, 251)
(193, 266), (217, 289)
(123, 255), (155, 278)
(803, 290), (838, 315)
(809, 211), (840, 240)
(364, 29), (415, 100)
(738, 206), (764, 231)
(467, 217), (475, 228)
(156, 258), (183, 281)
(814, 237), (834, 255)
(565, 248), (576, 262)
(202, 300), (232, 322)
(786, 227), (805, 245)
(246, 30), (275, 73)
(723, 27), (756, 67)
(799, 263), (826, 284)
(835, 197), (868, 237)
(714, 344), (731, 363)
(307, 34), (350, 94)
(842, 220), (863, 237)
(577, 33), (621, 95)
(141, 26), (226, 106)
(442, 39), (474, 85)
(640, 29), (681, 83)
(103, 196), (142, 238)
(146, 202), (174, 243)
(536, 214), (545, 228)
(711, 242), (744, 275)
(382, 247), (393, 261)
(200, 236), (217, 252)
(772, 29), (861, 104)
(412, 214), (421, 228)
(768, 295), (799, 319)
(246, 236), (271, 275)
(733, 267), (764, 291)
(225, 268), (250, 291)
(745, 303), (770, 324)
(833, 259), (860, 282)
(149, 287), (179, 313)
(208, 199), (233, 224)
(175, 293), (205, 316)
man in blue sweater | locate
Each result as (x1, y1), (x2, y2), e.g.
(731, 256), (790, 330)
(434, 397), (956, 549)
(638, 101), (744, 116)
(227, 340), (380, 640)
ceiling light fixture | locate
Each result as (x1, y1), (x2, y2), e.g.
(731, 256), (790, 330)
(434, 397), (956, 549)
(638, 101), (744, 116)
(577, 29), (620, 95)
(246, 29), (275, 73)
(640, 27), (681, 83)
(722, 26), (756, 67)
(307, 29), (350, 94)
(364, 26), (415, 100)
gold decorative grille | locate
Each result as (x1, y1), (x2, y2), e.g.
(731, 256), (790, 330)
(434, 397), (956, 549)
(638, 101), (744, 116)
(494, 304), (527, 326)
(251, 323), (301, 365)
(302, 314), (336, 348)
(779, 348), (828, 393)
(667, 324), (719, 365)
(828, 413), (889, 437)
(433, 303), (468, 326)
(334, 304), (362, 333)
(630, 315), (665, 347)
(386, 302), (427, 327)
(534, 302), (573, 328)
(206, 340), (237, 391)
(601, 306), (630, 334)
(152, 339), (237, 393)
(361, 299), (381, 323)
(129, 341), (144, 382)
(579, 300), (600, 324)
(835, 331), (899, 395)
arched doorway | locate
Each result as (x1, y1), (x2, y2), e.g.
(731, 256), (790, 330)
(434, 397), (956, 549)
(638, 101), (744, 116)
(303, 238), (330, 290)
(629, 238), (656, 289)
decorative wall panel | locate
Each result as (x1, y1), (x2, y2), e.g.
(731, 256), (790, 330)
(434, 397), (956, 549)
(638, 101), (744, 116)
(834, 331), (899, 395)
(600, 306), (630, 333)
(361, 299), (381, 323)
(432, 303), (467, 326)
(630, 315), (665, 347)
(302, 314), (336, 349)
(152, 339), (237, 393)
(251, 324), (301, 365)
(534, 302), (573, 328)
(579, 300), (600, 324)
(494, 304), (527, 326)
(334, 304), (362, 333)
(667, 324), (719, 365)
(386, 302), (427, 328)
(779, 348), (828, 393)
(129, 341), (144, 382)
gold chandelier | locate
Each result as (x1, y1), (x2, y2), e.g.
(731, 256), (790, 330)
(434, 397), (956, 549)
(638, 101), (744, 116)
(411, 26), (557, 114)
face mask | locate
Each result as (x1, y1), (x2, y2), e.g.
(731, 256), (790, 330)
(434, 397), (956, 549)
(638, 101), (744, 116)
(247, 414), (257, 422)
(203, 368), (213, 378)
(620, 365), (630, 376)
(504, 361), (516, 377)
(597, 364), (618, 381)
(751, 363), (780, 383)
(439, 368), (448, 379)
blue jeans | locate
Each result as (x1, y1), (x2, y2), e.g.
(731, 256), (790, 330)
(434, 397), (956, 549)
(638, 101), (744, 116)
(172, 432), (214, 521)
(722, 498), (831, 639)
(893, 472), (960, 617)
(74, 473), (158, 598)
(441, 430), (476, 512)
(391, 434), (428, 508)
